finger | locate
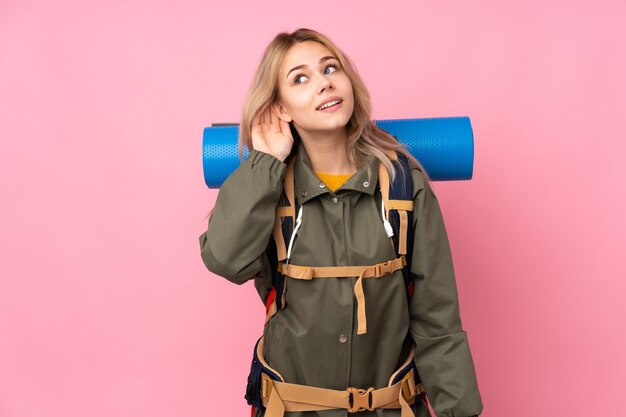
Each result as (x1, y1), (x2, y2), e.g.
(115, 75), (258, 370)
(265, 107), (272, 131)
(266, 107), (273, 129)
(269, 105), (277, 129)
(280, 119), (291, 138)
(266, 107), (272, 126)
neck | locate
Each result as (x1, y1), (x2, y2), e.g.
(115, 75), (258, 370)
(297, 127), (356, 174)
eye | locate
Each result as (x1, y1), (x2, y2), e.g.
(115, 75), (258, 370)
(294, 63), (340, 85)
(324, 64), (338, 75)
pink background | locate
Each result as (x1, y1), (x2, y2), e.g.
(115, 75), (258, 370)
(1, 1), (625, 416)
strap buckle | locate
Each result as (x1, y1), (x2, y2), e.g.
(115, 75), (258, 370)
(400, 370), (417, 402)
(347, 386), (374, 413)
(374, 261), (393, 277)
(261, 373), (274, 400)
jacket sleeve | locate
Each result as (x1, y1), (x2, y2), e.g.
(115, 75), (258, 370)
(198, 150), (287, 285)
(408, 168), (484, 417)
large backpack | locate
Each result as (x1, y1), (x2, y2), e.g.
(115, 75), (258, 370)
(244, 150), (424, 414)
(263, 150), (415, 326)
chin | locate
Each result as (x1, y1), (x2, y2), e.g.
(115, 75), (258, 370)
(318, 120), (350, 132)
(296, 112), (353, 134)
(317, 112), (352, 127)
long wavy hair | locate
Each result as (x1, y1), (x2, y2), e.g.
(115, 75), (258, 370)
(205, 28), (433, 221)
(238, 27), (430, 185)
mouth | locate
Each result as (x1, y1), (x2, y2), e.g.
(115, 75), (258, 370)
(316, 97), (343, 111)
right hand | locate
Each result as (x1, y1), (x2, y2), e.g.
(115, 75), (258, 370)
(251, 106), (294, 162)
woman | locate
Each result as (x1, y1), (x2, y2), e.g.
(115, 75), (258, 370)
(199, 28), (483, 417)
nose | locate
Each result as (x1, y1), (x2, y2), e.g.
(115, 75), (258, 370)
(318, 75), (334, 94)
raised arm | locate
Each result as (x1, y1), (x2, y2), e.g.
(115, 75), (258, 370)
(198, 150), (286, 284)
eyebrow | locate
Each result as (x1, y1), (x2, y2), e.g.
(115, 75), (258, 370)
(286, 56), (338, 79)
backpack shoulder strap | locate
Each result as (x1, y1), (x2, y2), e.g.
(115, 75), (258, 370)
(379, 152), (415, 299)
(266, 156), (297, 318)
(273, 156), (296, 262)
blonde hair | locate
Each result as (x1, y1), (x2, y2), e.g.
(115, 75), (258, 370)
(238, 27), (431, 185)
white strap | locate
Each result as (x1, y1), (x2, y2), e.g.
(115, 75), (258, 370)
(380, 191), (394, 238)
(286, 205), (303, 264)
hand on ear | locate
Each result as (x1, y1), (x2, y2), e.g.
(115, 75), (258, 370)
(271, 101), (292, 123)
(251, 106), (294, 162)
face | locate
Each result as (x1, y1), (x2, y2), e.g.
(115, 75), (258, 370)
(272, 41), (354, 137)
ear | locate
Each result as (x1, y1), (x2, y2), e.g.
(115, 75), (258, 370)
(271, 101), (292, 123)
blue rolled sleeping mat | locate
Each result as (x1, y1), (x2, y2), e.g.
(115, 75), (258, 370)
(202, 116), (474, 189)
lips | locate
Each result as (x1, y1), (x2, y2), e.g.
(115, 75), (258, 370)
(316, 96), (343, 110)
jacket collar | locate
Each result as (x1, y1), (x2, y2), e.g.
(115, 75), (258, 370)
(292, 140), (379, 205)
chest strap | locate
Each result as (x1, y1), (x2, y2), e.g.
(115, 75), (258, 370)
(278, 256), (406, 335)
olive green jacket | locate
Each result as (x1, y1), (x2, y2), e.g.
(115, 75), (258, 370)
(199, 141), (484, 417)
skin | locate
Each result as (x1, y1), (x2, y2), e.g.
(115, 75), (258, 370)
(252, 41), (356, 174)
